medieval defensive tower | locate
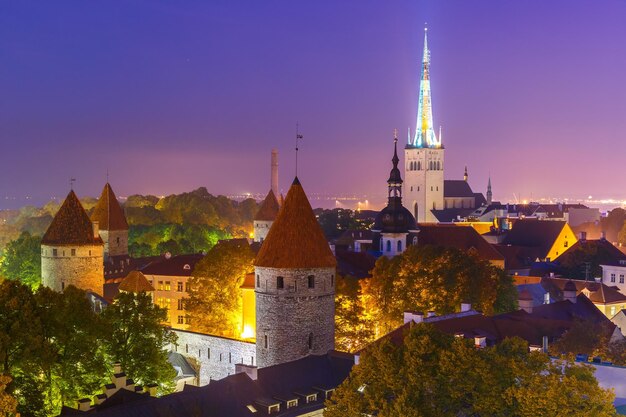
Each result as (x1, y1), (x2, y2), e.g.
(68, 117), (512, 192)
(253, 177), (336, 368)
(41, 190), (104, 295)
(90, 183), (129, 260)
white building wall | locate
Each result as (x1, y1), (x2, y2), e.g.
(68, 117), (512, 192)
(601, 264), (626, 295)
(253, 220), (273, 243)
(379, 233), (408, 258)
(171, 329), (256, 386)
(405, 147), (444, 223)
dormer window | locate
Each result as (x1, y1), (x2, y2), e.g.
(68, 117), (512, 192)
(183, 264), (191, 270)
(306, 394), (317, 403)
(287, 399), (298, 408)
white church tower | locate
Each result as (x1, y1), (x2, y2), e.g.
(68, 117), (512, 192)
(405, 27), (444, 223)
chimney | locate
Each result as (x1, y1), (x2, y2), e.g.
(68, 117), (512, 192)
(426, 311), (436, 318)
(600, 231), (606, 240)
(403, 311), (424, 324)
(542, 335), (549, 353)
(146, 383), (158, 397)
(460, 302), (471, 312)
(474, 336), (487, 348)
(563, 280), (577, 304)
(113, 362), (122, 374)
(77, 398), (91, 412)
(235, 363), (258, 380)
(549, 272), (555, 278)
(271, 149), (279, 201)
(543, 292), (550, 304)
(579, 231), (587, 241)
(113, 372), (126, 389)
(92, 221), (100, 238)
(518, 290), (533, 314)
(594, 277), (601, 283)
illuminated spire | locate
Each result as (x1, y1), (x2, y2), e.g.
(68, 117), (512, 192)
(409, 26), (440, 148)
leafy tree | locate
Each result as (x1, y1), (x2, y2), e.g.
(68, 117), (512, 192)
(0, 375), (18, 417)
(0, 232), (41, 289)
(34, 286), (109, 413)
(558, 242), (624, 279)
(325, 324), (616, 417)
(602, 208), (626, 243)
(186, 240), (254, 338)
(316, 208), (359, 239)
(361, 245), (518, 336)
(335, 275), (374, 352)
(101, 292), (177, 394)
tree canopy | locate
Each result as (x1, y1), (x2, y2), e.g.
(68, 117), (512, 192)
(325, 324), (616, 417)
(361, 245), (518, 336)
(186, 240), (255, 338)
(0, 231), (41, 289)
(335, 274), (374, 352)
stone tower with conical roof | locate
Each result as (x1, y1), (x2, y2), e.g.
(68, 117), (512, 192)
(41, 190), (104, 295)
(91, 183), (129, 260)
(253, 177), (336, 368)
(253, 151), (281, 243)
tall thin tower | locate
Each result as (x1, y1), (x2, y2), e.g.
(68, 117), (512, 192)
(404, 27), (444, 223)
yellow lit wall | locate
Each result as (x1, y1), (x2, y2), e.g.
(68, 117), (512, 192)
(547, 223), (578, 261)
(241, 287), (256, 340)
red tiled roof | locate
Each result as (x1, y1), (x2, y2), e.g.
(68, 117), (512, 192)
(254, 190), (280, 221)
(42, 190), (103, 246)
(141, 254), (204, 276)
(91, 183), (129, 231)
(254, 178), (336, 269)
(118, 270), (154, 293)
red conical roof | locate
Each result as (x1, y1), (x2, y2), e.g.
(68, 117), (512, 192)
(42, 190), (103, 246)
(254, 189), (280, 221)
(91, 183), (129, 231)
(254, 178), (336, 269)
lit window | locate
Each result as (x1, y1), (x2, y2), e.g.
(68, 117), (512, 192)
(287, 399), (298, 409)
(165, 281), (171, 291)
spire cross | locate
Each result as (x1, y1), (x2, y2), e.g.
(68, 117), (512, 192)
(69, 178), (76, 190)
(295, 123), (303, 177)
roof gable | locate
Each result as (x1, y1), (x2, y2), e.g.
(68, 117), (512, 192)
(254, 178), (336, 269)
(42, 190), (103, 246)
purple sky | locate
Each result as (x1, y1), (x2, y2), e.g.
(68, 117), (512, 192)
(2, 1), (626, 209)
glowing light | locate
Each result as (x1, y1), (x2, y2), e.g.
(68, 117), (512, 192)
(241, 325), (255, 339)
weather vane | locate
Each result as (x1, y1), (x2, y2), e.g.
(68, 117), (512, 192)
(295, 123), (303, 177)
(69, 178), (76, 190)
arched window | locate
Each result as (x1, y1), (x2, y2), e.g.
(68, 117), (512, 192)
(397, 240), (402, 252)
(417, 161), (421, 170)
(413, 202), (418, 219)
(437, 161), (441, 170)
(380, 239), (383, 251)
(308, 333), (313, 350)
(413, 236), (418, 245)
(386, 240), (391, 252)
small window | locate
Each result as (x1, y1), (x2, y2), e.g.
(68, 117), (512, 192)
(116, 237), (120, 245)
(177, 316), (184, 324)
(185, 344), (189, 353)
(564, 241), (569, 248)
(264, 335), (268, 349)
(308, 332), (313, 350)
(256, 274), (260, 287)
(277, 276), (284, 289)
(331, 274), (334, 286)
(287, 399), (298, 409)
(306, 394), (317, 403)
(219, 353), (223, 362)
(165, 281), (171, 291)
(308, 275), (315, 289)
(207, 348), (211, 359)
(185, 316), (191, 324)
(183, 264), (191, 270)
(177, 299), (184, 310)
(412, 236), (418, 245)
(229, 352), (232, 363)
(611, 273), (616, 283)
(177, 281), (183, 292)
(71, 248), (76, 256)
(386, 240), (391, 252)
(620, 275), (624, 284)
(53, 249), (58, 257)
(61, 281), (65, 291)
(89, 250), (92, 256)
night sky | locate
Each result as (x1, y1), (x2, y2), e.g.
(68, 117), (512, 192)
(2, 1), (626, 209)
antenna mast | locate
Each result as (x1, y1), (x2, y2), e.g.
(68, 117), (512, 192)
(295, 123), (303, 177)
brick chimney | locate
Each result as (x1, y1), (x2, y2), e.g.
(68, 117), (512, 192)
(460, 302), (472, 312)
(271, 149), (279, 202)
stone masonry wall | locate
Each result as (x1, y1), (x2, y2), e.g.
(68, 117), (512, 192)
(255, 266), (335, 368)
(171, 329), (256, 386)
(41, 244), (104, 295)
(253, 220), (272, 243)
(99, 229), (128, 258)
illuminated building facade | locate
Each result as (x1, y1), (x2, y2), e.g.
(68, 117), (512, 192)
(405, 27), (444, 223)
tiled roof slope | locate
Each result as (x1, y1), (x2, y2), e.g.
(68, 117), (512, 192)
(254, 190), (280, 221)
(255, 177), (336, 268)
(42, 190), (103, 246)
(91, 183), (129, 231)
(416, 224), (504, 261)
(118, 271), (154, 293)
(444, 180), (475, 198)
(503, 219), (566, 256)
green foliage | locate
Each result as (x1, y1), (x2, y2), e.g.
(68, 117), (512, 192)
(128, 224), (232, 257)
(0, 232), (42, 289)
(325, 324), (616, 417)
(362, 245), (518, 336)
(101, 292), (177, 394)
(186, 241), (255, 338)
(335, 275), (374, 352)
(558, 243), (623, 279)
(603, 208), (626, 243)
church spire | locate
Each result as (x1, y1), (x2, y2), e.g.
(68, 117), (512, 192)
(388, 130), (403, 201)
(409, 26), (440, 149)
(486, 176), (493, 204)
